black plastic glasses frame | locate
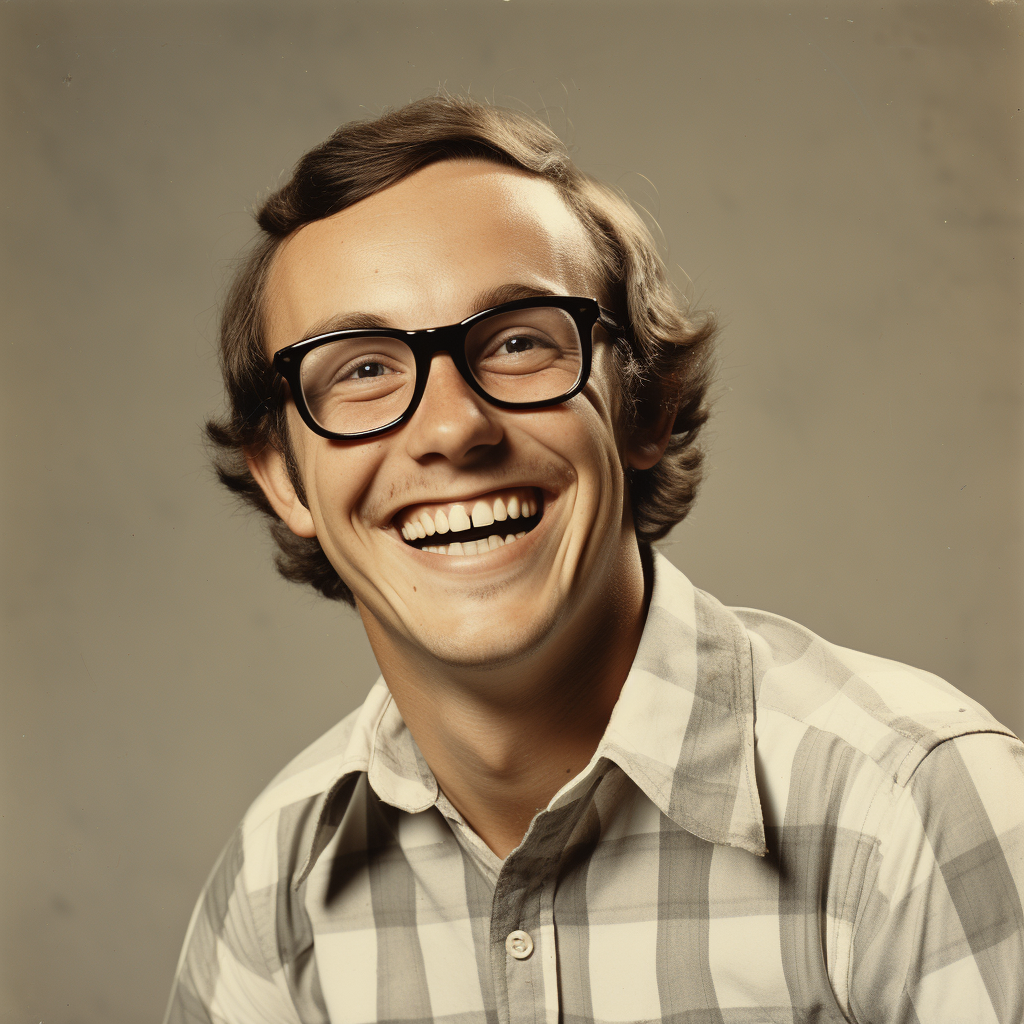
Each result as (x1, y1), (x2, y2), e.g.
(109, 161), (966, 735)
(272, 295), (622, 441)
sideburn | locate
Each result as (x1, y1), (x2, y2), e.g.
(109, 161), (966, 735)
(282, 433), (310, 510)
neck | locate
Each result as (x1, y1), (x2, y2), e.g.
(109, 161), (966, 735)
(361, 541), (652, 858)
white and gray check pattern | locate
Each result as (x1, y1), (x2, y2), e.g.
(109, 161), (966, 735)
(165, 553), (1024, 1023)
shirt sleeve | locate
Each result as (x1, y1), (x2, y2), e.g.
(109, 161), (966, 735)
(849, 730), (1024, 1024)
(162, 826), (305, 1024)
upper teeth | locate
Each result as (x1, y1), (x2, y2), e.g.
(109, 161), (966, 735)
(448, 505), (472, 532)
(471, 501), (493, 528)
(397, 489), (537, 541)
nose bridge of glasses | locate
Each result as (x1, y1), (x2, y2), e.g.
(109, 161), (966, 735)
(407, 322), (480, 390)
(406, 320), (470, 356)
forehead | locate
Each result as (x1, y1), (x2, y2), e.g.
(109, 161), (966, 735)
(264, 159), (599, 350)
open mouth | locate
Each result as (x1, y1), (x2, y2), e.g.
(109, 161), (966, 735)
(395, 487), (544, 556)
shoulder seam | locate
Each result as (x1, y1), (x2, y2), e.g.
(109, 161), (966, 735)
(894, 727), (1022, 789)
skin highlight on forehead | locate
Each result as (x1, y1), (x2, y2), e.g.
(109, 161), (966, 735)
(263, 159), (602, 354)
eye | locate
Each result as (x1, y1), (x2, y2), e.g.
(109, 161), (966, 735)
(489, 331), (560, 360)
(348, 361), (394, 379)
(496, 334), (538, 356)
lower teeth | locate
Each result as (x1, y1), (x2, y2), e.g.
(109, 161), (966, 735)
(423, 531), (528, 555)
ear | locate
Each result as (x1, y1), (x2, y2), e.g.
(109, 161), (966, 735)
(626, 403), (677, 471)
(246, 444), (318, 539)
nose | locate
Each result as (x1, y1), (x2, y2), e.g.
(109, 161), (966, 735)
(403, 352), (504, 463)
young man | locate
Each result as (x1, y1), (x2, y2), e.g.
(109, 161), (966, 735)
(165, 97), (1023, 1024)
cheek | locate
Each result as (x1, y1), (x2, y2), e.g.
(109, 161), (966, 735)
(567, 371), (630, 479)
(549, 402), (629, 521)
(293, 435), (387, 540)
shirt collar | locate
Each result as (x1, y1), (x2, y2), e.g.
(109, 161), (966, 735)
(297, 550), (765, 886)
(549, 551), (766, 856)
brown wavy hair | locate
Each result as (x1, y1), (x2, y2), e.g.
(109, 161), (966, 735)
(207, 95), (718, 604)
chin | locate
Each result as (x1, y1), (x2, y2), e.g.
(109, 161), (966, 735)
(411, 608), (560, 672)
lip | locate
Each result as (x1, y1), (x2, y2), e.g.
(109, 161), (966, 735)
(388, 487), (556, 569)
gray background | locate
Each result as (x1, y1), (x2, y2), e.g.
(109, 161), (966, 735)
(3, 1), (1021, 1020)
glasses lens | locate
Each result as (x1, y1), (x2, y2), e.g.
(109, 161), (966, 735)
(465, 306), (583, 403)
(299, 336), (416, 435)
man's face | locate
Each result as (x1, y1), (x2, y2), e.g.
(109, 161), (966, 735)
(256, 159), (654, 673)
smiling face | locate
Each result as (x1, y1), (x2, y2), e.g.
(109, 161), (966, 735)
(250, 159), (668, 682)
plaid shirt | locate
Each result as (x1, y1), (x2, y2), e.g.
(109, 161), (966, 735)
(165, 552), (1024, 1024)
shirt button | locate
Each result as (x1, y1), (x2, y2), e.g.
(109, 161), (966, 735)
(505, 929), (534, 960)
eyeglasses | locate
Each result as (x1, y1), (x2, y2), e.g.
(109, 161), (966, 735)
(272, 295), (622, 441)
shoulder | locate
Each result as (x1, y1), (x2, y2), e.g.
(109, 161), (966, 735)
(233, 681), (386, 869)
(733, 605), (1018, 792)
(162, 692), (386, 1024)
(721, 603), (1021, 846)
(721, 607), (1024, 1020)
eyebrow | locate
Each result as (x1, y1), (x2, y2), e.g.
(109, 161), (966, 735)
(297, 283), (566, 342)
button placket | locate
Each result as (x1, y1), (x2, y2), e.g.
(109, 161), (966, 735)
(491, 805), (580, 1024)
